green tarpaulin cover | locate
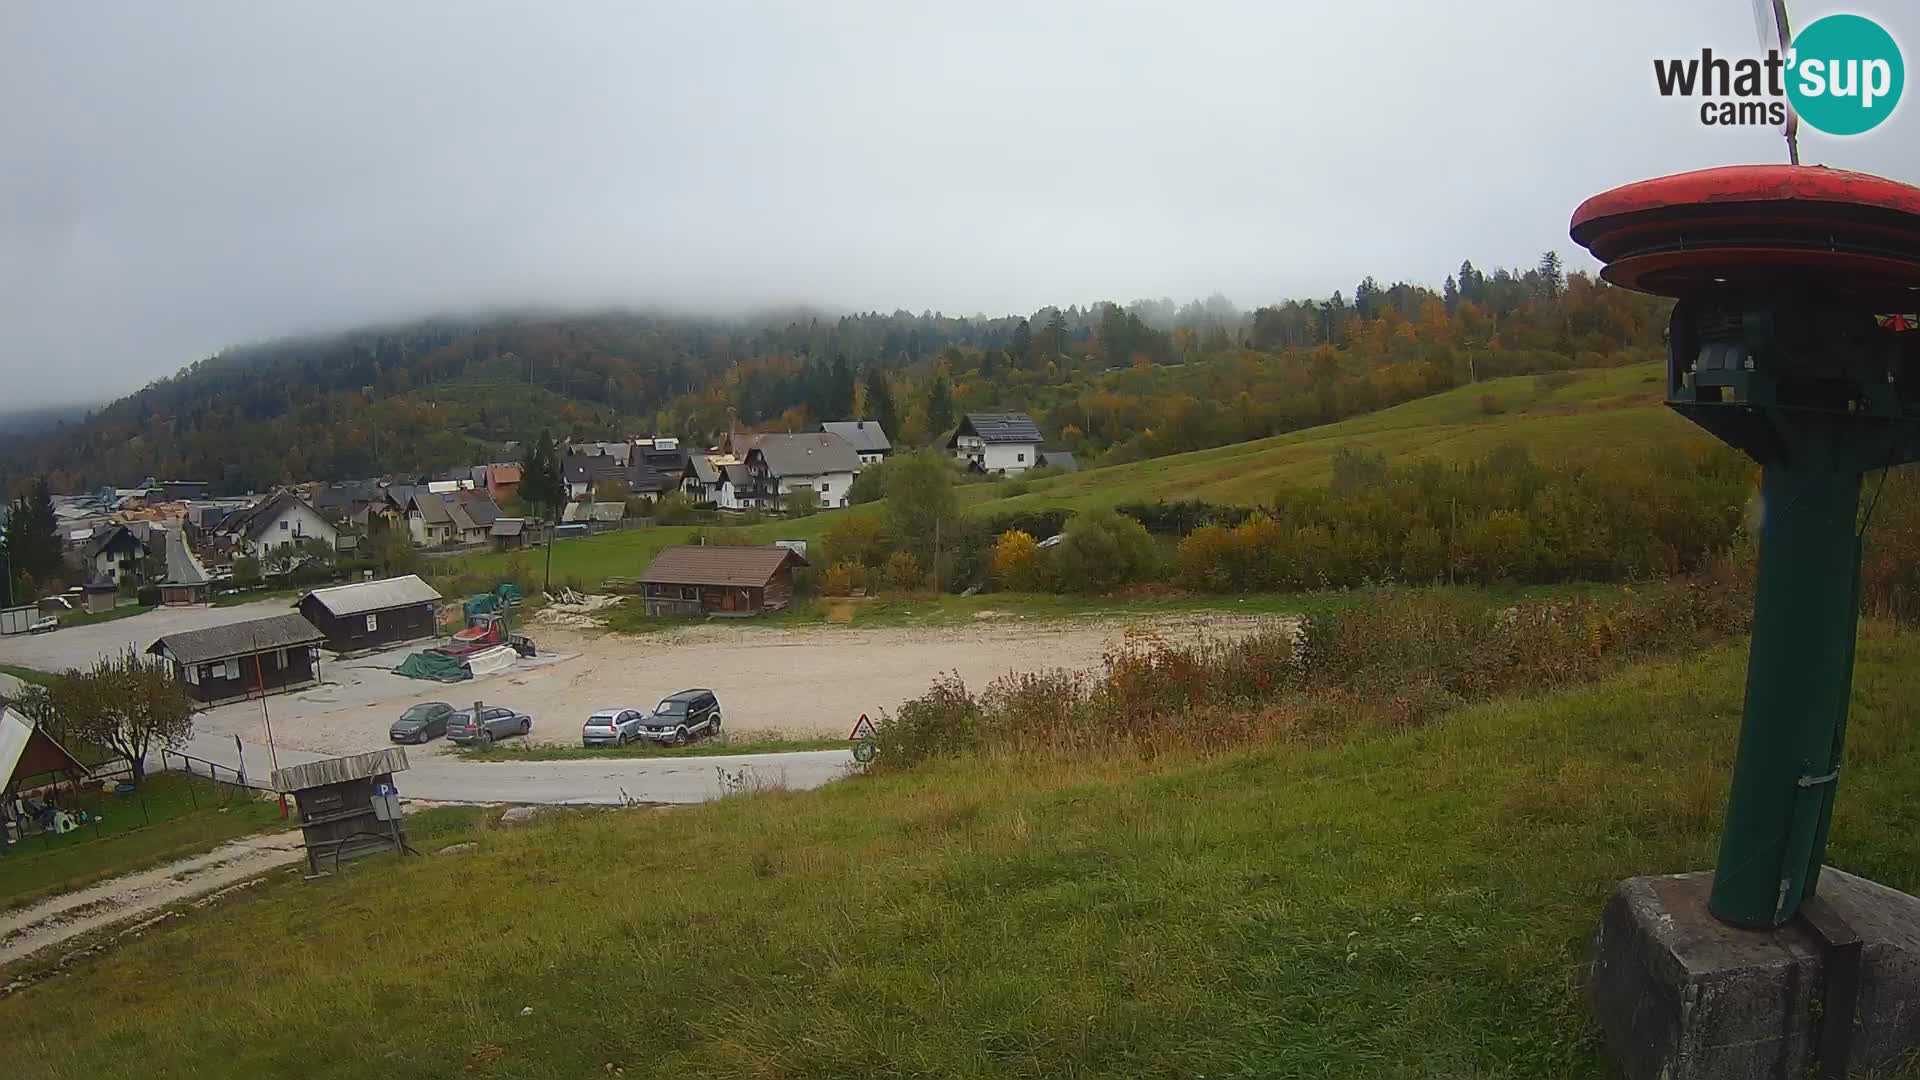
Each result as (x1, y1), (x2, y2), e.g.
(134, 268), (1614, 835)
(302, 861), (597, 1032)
(394, 651), (470, 682)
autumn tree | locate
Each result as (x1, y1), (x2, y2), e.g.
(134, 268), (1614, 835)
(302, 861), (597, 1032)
(52, 650), (195, 784)
(884, 451), (961, 571)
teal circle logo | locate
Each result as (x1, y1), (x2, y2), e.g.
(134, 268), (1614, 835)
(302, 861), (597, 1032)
(1787, 14), (1904, 136)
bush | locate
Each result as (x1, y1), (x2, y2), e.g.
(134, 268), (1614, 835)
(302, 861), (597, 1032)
(869, 568), (1755, 768)
(1114, 500), (1244, 535)
(821, 514), (893, 569)
(1053, 508), (1159, 592)
(989, 529), (1047, 592)
(653, 491), (697, 525)
(879, 550), (925, 592)
(1478, 392), (1506, 415)
(822, 561), (868, 597)
(784, 489), (822, 517)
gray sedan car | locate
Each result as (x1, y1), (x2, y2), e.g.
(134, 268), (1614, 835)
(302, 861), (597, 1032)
(390, 702), (455, 744)
(447, 704), (532, 747)
(582, 708), (648, 748)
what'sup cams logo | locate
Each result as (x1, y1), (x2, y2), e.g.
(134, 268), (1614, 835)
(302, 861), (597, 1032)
(1655, 13), (1904, 135)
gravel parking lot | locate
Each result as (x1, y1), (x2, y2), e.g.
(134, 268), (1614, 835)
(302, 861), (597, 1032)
(2, 600), (1281, 758)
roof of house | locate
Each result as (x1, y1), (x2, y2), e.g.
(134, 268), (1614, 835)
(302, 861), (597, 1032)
(639, 545), (809, 587)
(720, 463), (752, 486)
(1039, 450), (1079, 473)
(1, 706), (88, 789)
(490, 518), (526, 537)
(148, 612), (324, 666)
(82, 523), (145, 560)
(563, 452), (625, 485)
(296, 574), (443, 617)
(161, 528), (209, 586)
(688, 456), (722, 484)
(409, 492), (453, 525)
(455, 494), (501, 528)
(951, 413), (1043, 446)
(747, 433), (862, 477)
(221, 492), (323, 541)
(821, 420), (893, 455)
(591, 502), (626, 522)
(488, 464), (522, 485)
(444, 498), (481, 534)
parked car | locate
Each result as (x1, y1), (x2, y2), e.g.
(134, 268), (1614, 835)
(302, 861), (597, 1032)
(390, 702), (455, 744)
(447, 704), (533, 747)
(638, 689), (722, 745)
(582, 708), (648, 748)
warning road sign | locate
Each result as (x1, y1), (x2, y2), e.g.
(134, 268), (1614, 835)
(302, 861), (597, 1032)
(848, 713), (878, 741)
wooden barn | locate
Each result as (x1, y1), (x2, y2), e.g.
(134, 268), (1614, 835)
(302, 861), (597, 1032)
(637, 545), (807, 617)
(294, 575), (443, 653)
(148, 613), (325, 706)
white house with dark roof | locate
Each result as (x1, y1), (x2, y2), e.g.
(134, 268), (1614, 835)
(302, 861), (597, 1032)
(820, 420), (893, 467)
(217, 491), (338, 558)
(947, 413), (1044, 475)
(744, 433), (861, 510)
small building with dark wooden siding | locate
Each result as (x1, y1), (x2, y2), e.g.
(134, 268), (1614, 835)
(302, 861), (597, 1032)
(638, 545), (808, 617)
(147, 613), (326, 705)
(293, 574), (444, 653)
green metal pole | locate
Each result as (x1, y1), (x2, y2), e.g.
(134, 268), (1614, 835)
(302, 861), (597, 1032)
(1710, 462), (1863, 928)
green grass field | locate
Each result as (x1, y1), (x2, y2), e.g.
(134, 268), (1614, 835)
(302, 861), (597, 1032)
(963, 362), (1698, 516)
(0, 773), (291, 911)
(438, 363), (1696, 598)
(6, 628), (1918, 1079)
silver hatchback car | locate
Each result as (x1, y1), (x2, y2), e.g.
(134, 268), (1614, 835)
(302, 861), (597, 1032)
(582, 708), (648, 748)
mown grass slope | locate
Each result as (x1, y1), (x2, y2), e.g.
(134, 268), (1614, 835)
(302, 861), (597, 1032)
(966, 362), (1698, 515)
(7, 628), (1919, 1080)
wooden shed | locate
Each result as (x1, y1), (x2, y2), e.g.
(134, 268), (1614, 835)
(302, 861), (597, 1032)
(293, 575), (443, 653)
(272, 747), (411, 874)
(147, 613), (325, 706)
(637, 544), (808, 617)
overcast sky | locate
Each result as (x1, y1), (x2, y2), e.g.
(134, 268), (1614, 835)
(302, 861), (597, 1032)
(3, 2), (1917, 407)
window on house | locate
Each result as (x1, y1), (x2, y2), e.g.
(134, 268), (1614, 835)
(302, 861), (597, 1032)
(222, 658), (240, 681)
(1017, 453), (1026, 462)
(681, 586), (697, 600)
(279, 520), (289, 531)
(366, 613), (379, 631)
(186, 665), (201, 686)
(820, 483), (829, 494)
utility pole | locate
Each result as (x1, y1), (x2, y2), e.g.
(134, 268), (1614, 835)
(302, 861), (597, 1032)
(252, 629), (287, 818)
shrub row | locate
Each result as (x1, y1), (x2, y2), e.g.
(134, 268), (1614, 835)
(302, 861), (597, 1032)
(869, 562), (1754, 768)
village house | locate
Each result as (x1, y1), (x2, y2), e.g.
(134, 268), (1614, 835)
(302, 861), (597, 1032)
(147, 612), (325, 705)
(294, 574), (443, 653)
(483, 463), (521, 501)
(215, 491), (340, 558)
(714, 463), (755, 511)
(81, 523), (149, 584)
(637, 544), (808, 617)
(947, 413), (1045, 475)
(563, 451), (668, 502)
(820, 420), (893, 467)
(744, 433), (861, 510)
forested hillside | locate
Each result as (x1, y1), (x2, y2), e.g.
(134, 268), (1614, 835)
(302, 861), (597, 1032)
(0, 255), (1670, 495)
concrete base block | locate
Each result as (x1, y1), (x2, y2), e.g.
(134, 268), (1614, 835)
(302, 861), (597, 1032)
(1588, 868), (1920, 1080)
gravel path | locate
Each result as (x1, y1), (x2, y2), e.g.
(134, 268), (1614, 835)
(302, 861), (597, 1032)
(0, 831), (305, 971)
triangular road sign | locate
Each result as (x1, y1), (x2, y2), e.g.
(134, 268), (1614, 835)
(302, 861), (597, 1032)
(848, 713), (878, 740)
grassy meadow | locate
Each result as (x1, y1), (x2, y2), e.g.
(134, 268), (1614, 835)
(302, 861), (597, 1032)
(4, 628), (1918, 1078)
(439, 362), (1698, 598)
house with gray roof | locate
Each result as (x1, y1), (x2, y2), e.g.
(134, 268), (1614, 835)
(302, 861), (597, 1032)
(148, 612), (325, 704)
(743, 433), (861, 511)
(821, 420), (893, 467)
(156, 527), (211, 606)
(947, 413), (1045, 475)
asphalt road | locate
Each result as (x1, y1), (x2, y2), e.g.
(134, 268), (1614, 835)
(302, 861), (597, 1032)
(170, 729), (854, 805)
